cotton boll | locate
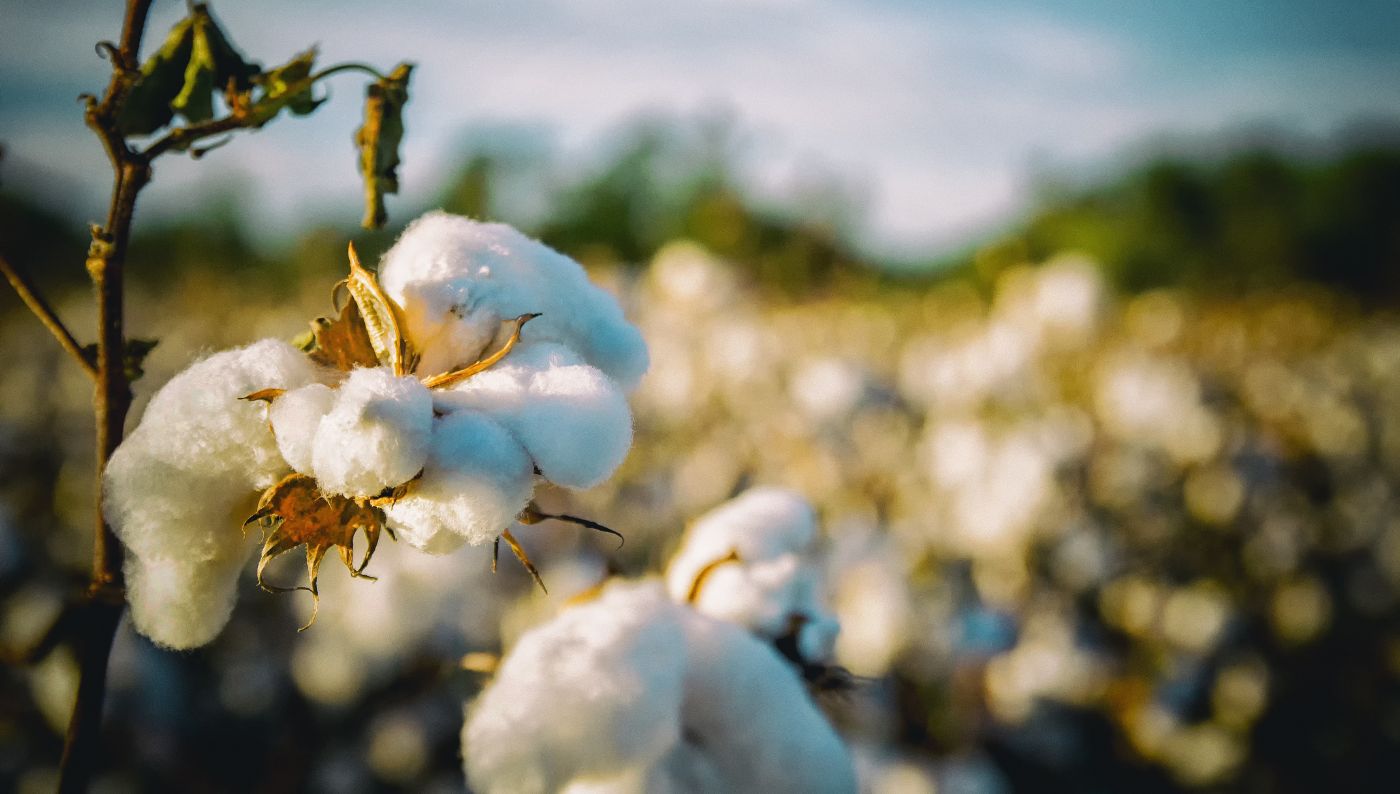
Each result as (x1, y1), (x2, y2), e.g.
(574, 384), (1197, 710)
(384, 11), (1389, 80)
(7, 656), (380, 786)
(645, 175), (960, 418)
(665, 489), (842, 664)
(665, 487), (817, 605)
(269, 383), (336, 475)
(136, 338), (326, 485)
(670, 488), (817, 579)
(124, 547), (248, 650)
(464, 581), (856, 794)
(387, 520), (469, 555)
(671, 611), (856, 793)
(384, 411), (534, 548)
(105, 340), (323, 567)
(104, 434), (244, 563)
(378, 212), (649, 390)
(686, 554), (806, 638)
(464, 581), (687, 794)
(312, 368), (433, 498)
(435, 342), (633, 490)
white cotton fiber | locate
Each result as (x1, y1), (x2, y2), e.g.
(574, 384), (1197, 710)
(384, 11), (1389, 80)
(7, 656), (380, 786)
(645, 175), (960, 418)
(464, 581), (688, 794)
(798, 612), (841, 665)
(268, 383), (335, 475)
(384, 410), (535, 549)
(105, 340), (322, 565)
(434, 342), (633, 490)
(311, 368), (433, 498)
(463, 580), (856, 794)
(392, 277), (501, 382)
(667, 609), (856, 793)
(678, 555), (808, 638)
(378, 212), (649, 390)
(669, 488), (818, 573)
(124, 550), (247, 650)
(665, 488), (840, 663)
(104, 339), (321, 648)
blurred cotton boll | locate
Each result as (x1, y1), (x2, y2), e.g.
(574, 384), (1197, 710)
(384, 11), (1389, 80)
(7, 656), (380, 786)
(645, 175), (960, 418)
(463, 580), (856, 794)
(646, 241), (739, 313)
(665, 488), (842, 663)
(790, 357), (867, 425)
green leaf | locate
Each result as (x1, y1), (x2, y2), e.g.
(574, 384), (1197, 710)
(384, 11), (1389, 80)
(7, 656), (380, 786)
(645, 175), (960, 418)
(199, 5), (258, 93)
(170, 5), (259, 126)
(115, 17), (195, 135)
(170, 14), (216, 123)
(245, 48), (323, 126)
(355, 63), (413, 229)
(122, 338), (159, 382)
(79, 337), (159, 382)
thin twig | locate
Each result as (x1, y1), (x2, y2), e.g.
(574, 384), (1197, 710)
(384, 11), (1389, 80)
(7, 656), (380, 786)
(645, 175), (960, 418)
(141, 114), (246, 160)
(310, 61), (386, 83)
(0, 252), (97, 378)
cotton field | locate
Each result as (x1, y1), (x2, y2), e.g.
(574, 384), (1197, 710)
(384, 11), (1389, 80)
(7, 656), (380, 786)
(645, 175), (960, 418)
(3, 238), (1398, 792)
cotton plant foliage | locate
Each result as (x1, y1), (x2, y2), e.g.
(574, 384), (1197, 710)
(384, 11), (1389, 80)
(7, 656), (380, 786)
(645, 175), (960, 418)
(104, 213), (645, 649)
(463, 580), (857, 794)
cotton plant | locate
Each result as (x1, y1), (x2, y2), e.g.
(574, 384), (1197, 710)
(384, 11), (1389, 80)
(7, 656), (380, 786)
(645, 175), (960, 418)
(104, 211), (647, 649)
(463, 488), (856, 793)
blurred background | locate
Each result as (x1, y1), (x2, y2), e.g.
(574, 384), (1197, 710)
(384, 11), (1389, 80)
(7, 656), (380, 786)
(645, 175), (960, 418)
(3, 1), (1400, 792)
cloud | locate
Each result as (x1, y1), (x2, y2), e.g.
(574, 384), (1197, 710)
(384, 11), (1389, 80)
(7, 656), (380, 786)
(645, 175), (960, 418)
(2, 0), (1397, 256)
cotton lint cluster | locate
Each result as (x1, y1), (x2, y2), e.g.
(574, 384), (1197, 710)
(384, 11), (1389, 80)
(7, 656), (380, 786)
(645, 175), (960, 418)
(464, 580), (856, 794)
(104, 212), (647, 649)
(464, 489), (855, 793)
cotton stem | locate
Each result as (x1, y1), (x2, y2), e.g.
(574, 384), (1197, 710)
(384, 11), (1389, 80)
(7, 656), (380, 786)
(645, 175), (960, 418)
(57, 1), (153, 790)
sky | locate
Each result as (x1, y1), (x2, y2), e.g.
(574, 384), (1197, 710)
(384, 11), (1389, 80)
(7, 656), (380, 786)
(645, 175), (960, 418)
(2, 0), (1399, 258)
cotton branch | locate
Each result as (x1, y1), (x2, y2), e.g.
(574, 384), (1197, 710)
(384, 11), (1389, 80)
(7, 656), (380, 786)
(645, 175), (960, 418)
(0, 252), (98, 378)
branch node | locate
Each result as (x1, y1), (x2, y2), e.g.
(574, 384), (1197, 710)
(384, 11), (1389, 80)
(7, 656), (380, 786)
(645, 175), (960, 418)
(94, 40), (121, 63)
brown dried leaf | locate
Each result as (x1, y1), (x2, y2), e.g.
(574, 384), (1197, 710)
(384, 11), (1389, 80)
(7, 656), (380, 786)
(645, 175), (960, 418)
(517, 501), (625, 548)
(306, 296), (379, 372)
(497, 529), (547, 594)
(244, 473), (388, 629)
